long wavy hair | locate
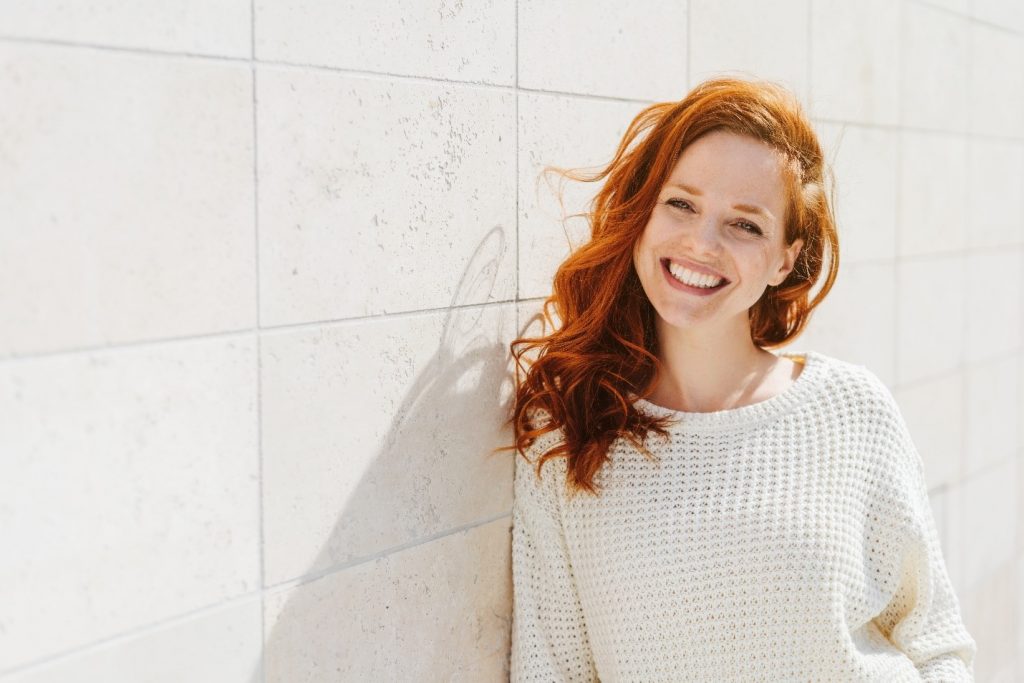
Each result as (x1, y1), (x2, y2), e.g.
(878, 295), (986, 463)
(494, 76), (840, 498)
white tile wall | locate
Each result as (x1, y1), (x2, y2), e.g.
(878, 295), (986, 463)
(896, 255), (967, 383)
(964, 355), (1021, 472)
(920, 0), (971, 15)
(2, 0), (1022, 679)
(897, 130), (969, 257)
(517, 92), (641, 299)
(260, 303), (516, 586)
(959, 553), (1019, 681)
(967, 138), (1024, 249)
(256, 67), (516, 326)
(969, 22), (1024, 138)
(0, 44), (256, 358)
(796, 259), (896, 378)
(1019, 554), (1024, 677)
(255, 0), (515, 85)
(689, 0), (809, 102)
(809, 0), (901, 126)
(262, 516), (511, 682)
(0, 337), (259, 670)
(0, 599), (262, 683)
(518, 0), (687, 101)
(0, 1), (251, 57)
(1020, 325), (1024, 449)
(973, 0), (1024, 33)
(814, 122), (899, 264)
(948, 455), (1017, 589)
(901, 2), (970, 133)
(965, 249), (1023, 360)
(896, 373), (965, 489)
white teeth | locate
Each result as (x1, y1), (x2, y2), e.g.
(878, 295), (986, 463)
(668, 261), (724, 288)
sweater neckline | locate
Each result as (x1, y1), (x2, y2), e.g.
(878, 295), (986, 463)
(630, 350), (829, 432)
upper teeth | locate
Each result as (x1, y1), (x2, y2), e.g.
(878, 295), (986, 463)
(668, 261), (724, 288)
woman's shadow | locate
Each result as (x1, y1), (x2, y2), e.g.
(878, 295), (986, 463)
(252, 225), (540, 681)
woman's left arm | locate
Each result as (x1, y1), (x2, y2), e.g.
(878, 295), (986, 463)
(871, 478), (978, 681)
(870, 410), (978, 681)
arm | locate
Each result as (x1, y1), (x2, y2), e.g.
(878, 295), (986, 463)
(871, 411), (977, 681)
(509, 438), (598, 682)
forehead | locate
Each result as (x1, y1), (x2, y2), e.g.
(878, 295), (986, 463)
(666, 130), (788, 200)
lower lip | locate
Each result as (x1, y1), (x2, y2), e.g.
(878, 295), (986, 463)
(661, 260), (728, 296)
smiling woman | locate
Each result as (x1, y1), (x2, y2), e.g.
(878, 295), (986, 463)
(494, 76), (977, 682)
(630, 129), (808, 411)
(501, 76), (840, 491)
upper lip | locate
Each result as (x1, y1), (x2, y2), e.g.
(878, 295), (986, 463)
(662, 257), (729, 282)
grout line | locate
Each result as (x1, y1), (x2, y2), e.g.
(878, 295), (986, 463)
(806, 0), (812, 112)
(900, 347), (1020, 391)
(250, 0), (255, 61)
(3, 33), (1024, 143)
(0, 590), (264, 678)
(913, 0), (1024, 35)
(685, 0), (691, 87)
(0, 328), (260, 365)
(961, 0), (973, 495)
(0, 299), (521, 365)
(0, 32), (252, 63)
(894, 0), (905, 389)
(261, 510), (513, 596)
(514, 0), (520, 303)
(0, 32), (657, 104)
(811, 116), (1021, 144)
(893, 0), (906, 453)
(250, 0), (265, 681)
(1, 238), (1016, 366)
(254, 61), (654, 106)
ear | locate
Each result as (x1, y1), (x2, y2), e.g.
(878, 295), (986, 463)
(771, 237), (804, 286)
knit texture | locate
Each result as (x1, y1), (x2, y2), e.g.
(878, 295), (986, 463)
(509, 350), (977, 682)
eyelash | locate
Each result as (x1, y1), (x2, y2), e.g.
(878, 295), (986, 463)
(666, 199), (764, 236)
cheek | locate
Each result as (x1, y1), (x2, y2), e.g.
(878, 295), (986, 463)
(643, 215), (672, 240)
(636, 219), (669, 255)
(633, 228), (653, 263)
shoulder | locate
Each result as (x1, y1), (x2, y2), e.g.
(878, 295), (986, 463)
(811, 351), (904, 423)
(514, 410), (570, 511)
(807, 352), (919, 470)
(814, 354), (927, 512)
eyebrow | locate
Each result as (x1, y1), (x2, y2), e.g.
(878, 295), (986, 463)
(667, 182), (773, 221)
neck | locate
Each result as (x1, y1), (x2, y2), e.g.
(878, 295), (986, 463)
(645, 317), (788, 413)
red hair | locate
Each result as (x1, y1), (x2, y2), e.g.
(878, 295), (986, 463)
(494, 77), (840, 497)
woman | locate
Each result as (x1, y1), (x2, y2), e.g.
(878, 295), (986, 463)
(500, 77), (977, 681)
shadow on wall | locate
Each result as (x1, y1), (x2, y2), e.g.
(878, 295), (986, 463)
(251, 225), (527, 681)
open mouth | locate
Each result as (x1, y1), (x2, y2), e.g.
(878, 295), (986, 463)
(660, 258), (730, 291)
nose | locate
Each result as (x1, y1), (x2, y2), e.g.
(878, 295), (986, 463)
(683, 213), (724, 256)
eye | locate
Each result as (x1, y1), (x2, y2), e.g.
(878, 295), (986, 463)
(668, 198), (764, 236)
(737, 220), (764, 236)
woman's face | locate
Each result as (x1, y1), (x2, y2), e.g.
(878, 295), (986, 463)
(631, 129), (804, 334)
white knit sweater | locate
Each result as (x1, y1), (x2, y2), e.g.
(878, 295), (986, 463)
(509, 350), (977, 682)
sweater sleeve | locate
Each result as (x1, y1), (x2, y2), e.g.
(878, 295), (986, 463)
(870, 405), (978, 681)
(509, 436), (598, 682)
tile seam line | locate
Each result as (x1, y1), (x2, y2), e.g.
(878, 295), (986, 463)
(5, 33), (1024, 141)
(250, 1), (265, 681)
(514, 0), (519, 304)
(8, 237), (1024, 371)
(1, 242), (1020, 364)
(262, 510), (512, 595)
(0, 589), (264, 678)
(913, 0), (1024, 36)
(0, 34), (660, 106)
(0, 300), (522, 365)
